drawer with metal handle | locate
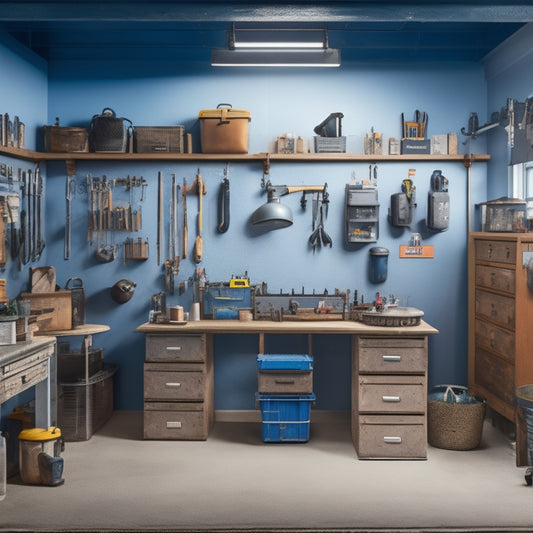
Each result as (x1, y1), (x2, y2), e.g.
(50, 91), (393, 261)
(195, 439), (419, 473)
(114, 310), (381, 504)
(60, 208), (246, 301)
(475, 289), (515, 328)
(258, 371), (313, 394)
(475, 239), (516, 264)
(356, 414), (427, 459)
(144, 363), (206, 401)
(145, 334), (206, 362)
(0, 360), (48, 403)
(358, 375), (426, 413)
(357, 336), (427, 374)
(143, 402), (210, 440)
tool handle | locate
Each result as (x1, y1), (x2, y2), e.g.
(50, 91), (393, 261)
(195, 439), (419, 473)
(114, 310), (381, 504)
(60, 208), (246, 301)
(218, 177), (230, 233)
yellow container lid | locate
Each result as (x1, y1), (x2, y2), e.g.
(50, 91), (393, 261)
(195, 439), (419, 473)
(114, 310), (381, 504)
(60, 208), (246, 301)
(18, 427), (61, 441)
(198, 107), (251, 121)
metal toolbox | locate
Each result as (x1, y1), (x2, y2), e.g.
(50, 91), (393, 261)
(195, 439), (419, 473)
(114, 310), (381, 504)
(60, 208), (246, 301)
(198, 104), (251, 153)
(143, 402), (211, 440)
(133, 126), (185, 153)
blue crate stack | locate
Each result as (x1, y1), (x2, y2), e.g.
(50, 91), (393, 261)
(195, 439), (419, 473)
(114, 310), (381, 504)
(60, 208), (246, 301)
(256, 354), (315, 443)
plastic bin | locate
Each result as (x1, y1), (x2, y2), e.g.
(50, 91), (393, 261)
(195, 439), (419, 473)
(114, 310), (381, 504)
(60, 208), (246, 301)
(257, 354), (313, 371)
(256, 393), (315, 443)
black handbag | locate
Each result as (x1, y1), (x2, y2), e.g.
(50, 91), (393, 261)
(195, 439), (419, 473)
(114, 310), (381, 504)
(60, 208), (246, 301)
(90, 107), (132, 153)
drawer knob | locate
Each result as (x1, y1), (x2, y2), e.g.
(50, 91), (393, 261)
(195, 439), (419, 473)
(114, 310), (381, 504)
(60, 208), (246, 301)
(382, 355), (401, 362)
(165, 382), (182, 388)
(382, 395), (401, 402)
(166, 421), (182, 429)
(383, 436), (402, 444)
(166, 346), (182, 351)
(21, 375), (27, 384)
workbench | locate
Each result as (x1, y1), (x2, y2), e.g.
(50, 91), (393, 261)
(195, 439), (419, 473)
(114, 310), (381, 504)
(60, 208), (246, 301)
(0, 336), (56, 428)
(136, 319), (439, 459)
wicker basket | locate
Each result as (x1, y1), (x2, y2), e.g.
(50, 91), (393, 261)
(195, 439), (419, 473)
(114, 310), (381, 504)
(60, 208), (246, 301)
(427, 385), (486, 451)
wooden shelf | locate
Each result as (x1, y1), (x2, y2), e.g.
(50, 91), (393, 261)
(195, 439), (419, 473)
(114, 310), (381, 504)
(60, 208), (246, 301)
(0, 145), (490, 165)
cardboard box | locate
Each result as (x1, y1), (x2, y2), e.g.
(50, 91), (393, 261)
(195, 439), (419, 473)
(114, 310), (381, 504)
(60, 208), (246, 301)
(430, 134), (449, 155)
(20, 290), (72, 331)
(0, 319), (16, 345)
(401, 139), (431, 154)
(198, 106), (251, 153)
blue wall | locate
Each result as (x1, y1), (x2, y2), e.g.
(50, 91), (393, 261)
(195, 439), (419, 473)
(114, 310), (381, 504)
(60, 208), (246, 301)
(2, 32), (508, 415)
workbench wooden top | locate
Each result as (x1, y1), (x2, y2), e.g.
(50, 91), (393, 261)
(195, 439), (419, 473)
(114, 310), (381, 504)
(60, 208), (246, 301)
(135, 319), (438, 336)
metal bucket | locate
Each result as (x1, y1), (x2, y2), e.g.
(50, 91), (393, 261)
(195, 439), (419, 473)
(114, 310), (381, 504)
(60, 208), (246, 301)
(516, 385), (533, 465)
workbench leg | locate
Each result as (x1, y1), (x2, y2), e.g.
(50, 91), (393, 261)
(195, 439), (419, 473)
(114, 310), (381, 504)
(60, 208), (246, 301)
(307, 334), (313, 355)
(35, 358), (52, 428)
(258, 333), (264, 354)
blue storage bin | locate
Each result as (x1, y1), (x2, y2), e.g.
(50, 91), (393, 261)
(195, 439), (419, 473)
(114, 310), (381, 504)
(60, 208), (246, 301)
(256, 393), (316, 443)
(257, 354), (313, 371)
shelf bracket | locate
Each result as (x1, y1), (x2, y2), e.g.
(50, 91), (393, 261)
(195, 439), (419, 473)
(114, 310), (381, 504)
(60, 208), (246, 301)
(262, 154), (270, 176)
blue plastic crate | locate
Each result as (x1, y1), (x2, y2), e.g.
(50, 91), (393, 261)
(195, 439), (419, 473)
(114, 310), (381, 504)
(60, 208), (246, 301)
(256, 393), (316, 442)
(257, 354), (313, 371)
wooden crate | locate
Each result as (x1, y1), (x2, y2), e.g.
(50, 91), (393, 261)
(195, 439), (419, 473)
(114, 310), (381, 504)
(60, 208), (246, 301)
(20, 291), (72, 331)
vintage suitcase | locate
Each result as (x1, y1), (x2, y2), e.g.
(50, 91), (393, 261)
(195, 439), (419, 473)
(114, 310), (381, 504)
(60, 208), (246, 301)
(43, 122), (89, 153)
(198, 104), (251, 153)
(90, 107), (132, 153)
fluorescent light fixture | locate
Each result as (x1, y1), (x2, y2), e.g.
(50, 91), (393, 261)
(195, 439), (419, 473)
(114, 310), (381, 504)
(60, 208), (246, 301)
(211, 48), (341, 67)
(212, 26), (341, 67)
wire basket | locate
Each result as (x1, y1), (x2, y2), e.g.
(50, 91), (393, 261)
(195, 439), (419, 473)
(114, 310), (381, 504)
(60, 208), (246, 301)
(427, 385), (486, 451)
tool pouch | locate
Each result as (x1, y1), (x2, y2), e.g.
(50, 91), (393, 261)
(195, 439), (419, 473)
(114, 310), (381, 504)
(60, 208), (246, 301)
(389, 192), (412, 227)
(90, 108), (132, 153)
(427, 191), (450, 231)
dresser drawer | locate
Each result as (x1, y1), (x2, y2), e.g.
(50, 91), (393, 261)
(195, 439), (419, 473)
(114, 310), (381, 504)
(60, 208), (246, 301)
(144, 363), (205, 401)
(358, 375), (425, 414)
(144, 402), (210, 440)
(0, 359), (48, 403)
(475, 239), (516, 264)
(146, 334), (206, 362)
(475, 320), (515, 360)
(357, 337), (426, 374)
(356, 414), (426, 459)
(258, 371), (313, 394)
(475, 289), (515, 328)
(475, 264), (515, 294)
(475, 347), (515, 405)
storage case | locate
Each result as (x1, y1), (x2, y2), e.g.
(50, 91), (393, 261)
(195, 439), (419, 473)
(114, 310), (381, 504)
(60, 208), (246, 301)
(257, 354), (313, 371)
(90, 108), (132, 153)
(314, 136), (346, 153)
(20, 291), (72, 331)
(133, 126), (185, 153)
(57, 364), (117, 441)
(57, 346), (104, 383)
(256, 393), (315, 442)
(43, 125), (89, 153)
(198, 104), (251, 153)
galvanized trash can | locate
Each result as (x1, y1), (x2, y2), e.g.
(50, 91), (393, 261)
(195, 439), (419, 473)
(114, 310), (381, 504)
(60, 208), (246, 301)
(516, 385), (533, 467)
(427, 385), (486, 450)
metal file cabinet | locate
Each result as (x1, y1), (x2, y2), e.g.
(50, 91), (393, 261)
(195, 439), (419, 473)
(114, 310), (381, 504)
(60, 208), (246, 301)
(143, 334), (214, 440)
(351, 336), (428, 459)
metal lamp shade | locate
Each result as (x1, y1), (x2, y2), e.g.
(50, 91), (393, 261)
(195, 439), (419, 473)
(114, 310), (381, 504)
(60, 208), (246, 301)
(251, 198), (293, 229)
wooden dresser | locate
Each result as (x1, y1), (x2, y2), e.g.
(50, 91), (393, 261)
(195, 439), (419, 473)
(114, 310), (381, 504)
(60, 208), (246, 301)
(468, 233), (533, 464)
(143, 333), (214, 440)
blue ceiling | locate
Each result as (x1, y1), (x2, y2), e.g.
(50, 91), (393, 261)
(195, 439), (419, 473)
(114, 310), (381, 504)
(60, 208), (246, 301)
(0, 1), (530, 63)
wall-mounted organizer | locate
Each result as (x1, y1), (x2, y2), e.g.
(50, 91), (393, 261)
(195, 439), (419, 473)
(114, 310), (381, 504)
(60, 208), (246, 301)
(345, 184), (379, 243)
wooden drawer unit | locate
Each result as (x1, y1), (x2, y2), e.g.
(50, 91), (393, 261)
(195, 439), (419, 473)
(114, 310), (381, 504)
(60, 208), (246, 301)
(0, 359), (49, 403)
(357, 337), (426, 374)
(475, 289), (515, 328)
(145, 334), (206, 362)
(144, 402), (211, 440)
(144, 363), (206, 401)
(475, 239), (516, 264)
(352, 335), (428, 460)
(475, 264), (515, 294)
(258, 371), (313, 394)
(358, 375), (425, 414)
(143, 333), (214, 440)
(469, 234), (533, 466)
(355, 415), (427, 459)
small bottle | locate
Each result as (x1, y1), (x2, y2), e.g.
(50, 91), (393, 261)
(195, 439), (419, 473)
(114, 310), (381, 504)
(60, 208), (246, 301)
(0, 431), (6, 500)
